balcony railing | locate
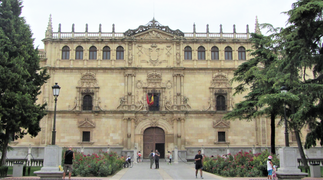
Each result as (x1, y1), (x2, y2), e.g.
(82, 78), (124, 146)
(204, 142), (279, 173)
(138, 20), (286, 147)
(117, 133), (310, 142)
(50, 32), (249, 40)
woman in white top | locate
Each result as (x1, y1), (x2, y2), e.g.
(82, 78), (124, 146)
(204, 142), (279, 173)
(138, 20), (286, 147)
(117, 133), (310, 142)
(267, 156), (274, 179)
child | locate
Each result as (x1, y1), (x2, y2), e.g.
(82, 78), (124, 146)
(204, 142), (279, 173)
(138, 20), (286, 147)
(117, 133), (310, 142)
(137, 151), (141, 163)
(272, 165), (277, 180)
(267, 156), (274, 180)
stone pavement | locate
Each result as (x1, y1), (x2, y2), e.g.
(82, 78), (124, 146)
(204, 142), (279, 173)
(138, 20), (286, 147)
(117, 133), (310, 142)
(110, 161), (226, 180)
(2, 161), (322, 180)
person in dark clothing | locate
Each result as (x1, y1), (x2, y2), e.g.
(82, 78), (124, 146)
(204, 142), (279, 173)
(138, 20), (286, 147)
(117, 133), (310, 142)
(149, 150), (154, 169)
(63, 147), (75, 180)
(155, 149), (160, 169)
(194, 150), (204, 179)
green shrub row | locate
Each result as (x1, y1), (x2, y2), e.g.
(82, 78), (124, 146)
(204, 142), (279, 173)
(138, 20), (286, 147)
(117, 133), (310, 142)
(203, 150), (279, 177)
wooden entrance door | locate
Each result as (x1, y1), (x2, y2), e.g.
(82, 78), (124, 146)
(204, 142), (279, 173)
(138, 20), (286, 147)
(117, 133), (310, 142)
(143, 127), (165, 158)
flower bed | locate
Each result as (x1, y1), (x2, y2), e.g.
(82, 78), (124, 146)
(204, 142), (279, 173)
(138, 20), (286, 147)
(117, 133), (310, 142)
(203, 150), (279, 177)
(72, 151), (124, 177)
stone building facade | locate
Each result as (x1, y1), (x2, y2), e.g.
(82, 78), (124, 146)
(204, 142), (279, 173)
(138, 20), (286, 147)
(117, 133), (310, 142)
(11, 17), (303, 159)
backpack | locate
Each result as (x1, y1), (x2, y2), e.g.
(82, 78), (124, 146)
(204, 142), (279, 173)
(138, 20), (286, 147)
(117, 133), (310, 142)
(149, 153), (153, 159)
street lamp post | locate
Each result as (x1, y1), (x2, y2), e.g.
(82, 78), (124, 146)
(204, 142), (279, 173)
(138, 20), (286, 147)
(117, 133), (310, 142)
(52, 83), (61, 145)
(280, 86), (289, 147)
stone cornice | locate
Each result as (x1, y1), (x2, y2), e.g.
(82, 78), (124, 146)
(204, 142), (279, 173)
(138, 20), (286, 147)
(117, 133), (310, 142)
(46, 110), (230, 115)
(42, 66), (242, 71)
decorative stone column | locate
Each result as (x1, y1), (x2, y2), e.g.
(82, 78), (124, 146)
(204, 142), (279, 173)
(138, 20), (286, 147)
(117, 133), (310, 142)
(276, 147), (307, 179)
(174, 146), (178, 164)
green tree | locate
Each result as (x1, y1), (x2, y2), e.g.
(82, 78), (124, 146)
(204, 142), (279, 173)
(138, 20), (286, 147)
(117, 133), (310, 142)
(224, 32), (282, 155)
(0, 0), (49, 166)
(259, 0), (323, 170)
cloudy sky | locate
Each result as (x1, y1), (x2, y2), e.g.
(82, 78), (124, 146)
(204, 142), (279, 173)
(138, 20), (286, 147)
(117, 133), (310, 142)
(20, 0), (296, 49)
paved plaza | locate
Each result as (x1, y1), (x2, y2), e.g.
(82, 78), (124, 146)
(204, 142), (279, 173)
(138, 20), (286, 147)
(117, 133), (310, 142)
(3, 161), (322, 180)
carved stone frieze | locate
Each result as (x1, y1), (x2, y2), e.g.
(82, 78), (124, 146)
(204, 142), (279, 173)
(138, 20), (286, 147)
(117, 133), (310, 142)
(78, 72), (99, 87)
(78, 118), (95, 128)
(213, 119), (230, 128)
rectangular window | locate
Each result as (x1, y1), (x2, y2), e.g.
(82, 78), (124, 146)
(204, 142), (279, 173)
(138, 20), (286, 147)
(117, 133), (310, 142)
(82, 131), (90, 142)
(103, 52), (110, 60)
(116, 52), (124, 60)
(225, 52), (232, 60)
(184, 52), (192, 60)
(89, 52), (97, 60)
(148, 93), (160, 111)
(211, 51), (219, 60)
(62, 51), (70, 59)
(218, 132), (225, 142)
(198, 52), (205, 60)
(76, 52), (83, 60)
(238, 52), (246, 60)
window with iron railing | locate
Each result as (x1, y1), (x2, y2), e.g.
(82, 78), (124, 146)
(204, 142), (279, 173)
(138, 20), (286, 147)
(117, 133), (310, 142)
(216, 95), (226, 111)
(83, 95), (93, 110)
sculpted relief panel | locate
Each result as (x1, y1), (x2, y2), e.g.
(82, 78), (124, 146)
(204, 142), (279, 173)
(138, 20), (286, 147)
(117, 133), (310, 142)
(136, 43), (172, 66)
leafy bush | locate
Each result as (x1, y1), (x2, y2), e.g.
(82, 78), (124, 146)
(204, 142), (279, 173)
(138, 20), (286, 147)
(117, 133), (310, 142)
(203, 150), (279, 177)
(72, 151), (123, 177)
(0, 166), (8, 177)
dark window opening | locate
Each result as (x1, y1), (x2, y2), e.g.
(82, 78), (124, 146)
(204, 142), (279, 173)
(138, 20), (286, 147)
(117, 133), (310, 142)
(225, 47), (232, 60)
(103, 46), (111, 60)
(76, 46), (83, 60)
(218, 132), (226, 142)
(62, 46), (70, 59)
(211, 46), (219, 60)
(238, 47), (246, 60)
(198, 46), (205, 60)
(83, 95), (93, 110)
(216, 95), (226, 111)
(184, 46), (192, 60)
(82, 131), (90, 142)
(148, 93), (160, 111)
(89, 46), (97, 60)
(116, 46), (124, 60)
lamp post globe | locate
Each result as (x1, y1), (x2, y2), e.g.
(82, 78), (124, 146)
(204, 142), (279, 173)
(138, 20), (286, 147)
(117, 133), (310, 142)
(280, 85), (289, 147)
(51, 83), (61, 145)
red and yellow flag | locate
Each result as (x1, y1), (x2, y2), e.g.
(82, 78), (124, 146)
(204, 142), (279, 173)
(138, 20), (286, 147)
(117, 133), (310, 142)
(146, 94), (154, 106)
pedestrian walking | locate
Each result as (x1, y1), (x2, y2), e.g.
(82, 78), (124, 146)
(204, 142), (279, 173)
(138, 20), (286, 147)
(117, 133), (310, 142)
(63, 146), (75, 180)
(168, 151), (172, 165)
(155, 149), (160, 169)
(149, 150), (154, 169)
(194, 150), (204, 179)
(137, 151), (142, 163)
(267, 156), (274, 180)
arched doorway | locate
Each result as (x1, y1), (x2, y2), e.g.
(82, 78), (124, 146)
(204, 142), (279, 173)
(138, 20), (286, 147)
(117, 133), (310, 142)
(143, 127), (165, 158)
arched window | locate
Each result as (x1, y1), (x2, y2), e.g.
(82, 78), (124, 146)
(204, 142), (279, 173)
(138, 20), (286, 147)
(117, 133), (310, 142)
(216, 95), (226, 111)
(211, 46), (219, 60)
(75, 46), (83, 60)
(102, 46), (110, 60)
(198, 46), (205, 60)
(238, 46), (246, 60)
(225, 47), (232, 60)
(83, 95), (92, 110)
(184, 46), (192, 60)
(116, 46), (124, 60)
(89, 46), (97, 60)
(62, 46), (70, 59)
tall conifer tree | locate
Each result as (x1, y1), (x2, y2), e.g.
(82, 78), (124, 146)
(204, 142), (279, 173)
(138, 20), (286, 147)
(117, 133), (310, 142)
(224, 33), (281, 154)
(0, 0), (49, 165)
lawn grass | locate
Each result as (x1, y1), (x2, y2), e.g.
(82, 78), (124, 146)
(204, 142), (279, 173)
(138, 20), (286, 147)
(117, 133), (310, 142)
(7, 166), (42, 176)
(299, 166), (323, 177)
